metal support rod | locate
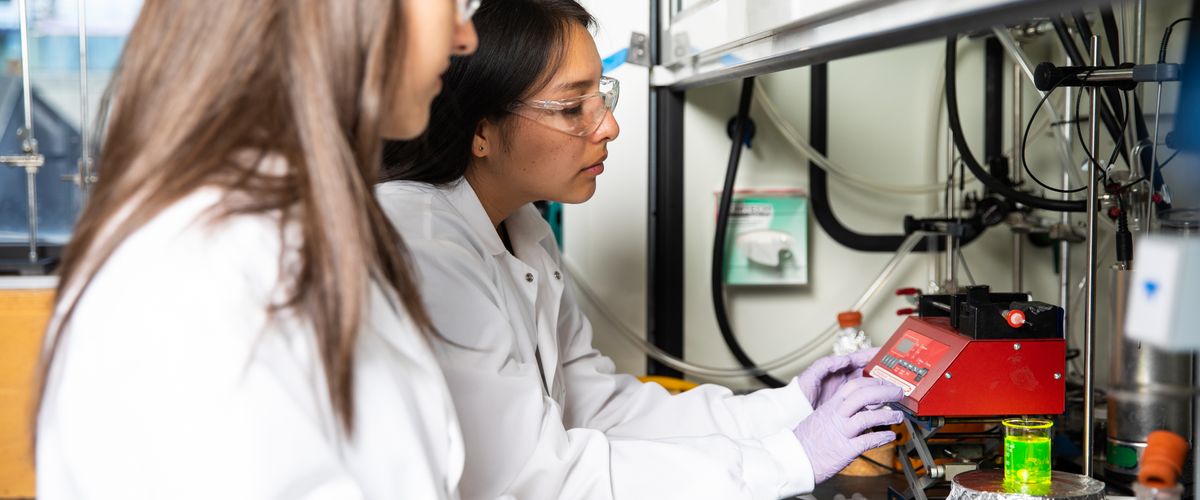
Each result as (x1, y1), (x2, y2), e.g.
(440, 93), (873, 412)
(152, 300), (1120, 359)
(1012, 59), (1024, 292)
(24, 167), (38, 262)
(1149, 81), (1164, 230)
(947, 176), (958, 291)
(17, 0), (34, 146)
(1012, 236), (1023, 291)
(1060, 52), (1074, 355)
(77, 0), (92, 197)
(17, 0), (37, 262)
(1082, 35), (1102, 479)
(945, 124), (956, 291)
(1134, 0), (1146, 66)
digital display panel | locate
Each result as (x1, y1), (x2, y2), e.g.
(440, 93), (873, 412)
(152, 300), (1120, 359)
(895, 338), (915, 353)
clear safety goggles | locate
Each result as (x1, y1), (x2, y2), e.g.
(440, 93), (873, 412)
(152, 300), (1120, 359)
(507, 76), (620, 137)
(456, 0), (481, 24)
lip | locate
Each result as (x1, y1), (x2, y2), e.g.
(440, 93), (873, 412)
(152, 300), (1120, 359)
(581, 155), (607, 175)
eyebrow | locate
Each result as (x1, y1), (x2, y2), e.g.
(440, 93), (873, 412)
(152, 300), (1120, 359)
(554, 79), (595, 93)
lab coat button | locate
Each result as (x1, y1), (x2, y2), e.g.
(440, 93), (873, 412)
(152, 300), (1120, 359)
(554, 271), (561, 280)
(525, 273), (534, 283)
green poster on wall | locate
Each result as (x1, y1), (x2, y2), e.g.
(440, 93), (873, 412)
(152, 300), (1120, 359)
(723, 192), (809, 286)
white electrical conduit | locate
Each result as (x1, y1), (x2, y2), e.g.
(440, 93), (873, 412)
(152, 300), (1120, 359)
(564, 232), (928, 378)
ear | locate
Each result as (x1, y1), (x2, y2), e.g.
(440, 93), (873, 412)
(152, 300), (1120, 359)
(473, 119), (494, 158)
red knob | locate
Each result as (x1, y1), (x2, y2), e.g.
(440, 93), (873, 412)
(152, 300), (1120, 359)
(1108, 206), (1122, 220)
(896, 308), (916, 316)
(1005, 310), (1026, 328)
(895, 288), (920, 296)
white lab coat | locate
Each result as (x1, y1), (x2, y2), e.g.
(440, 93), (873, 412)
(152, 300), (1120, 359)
(377, 179), (818, 500)
(37, 187), (464, 499)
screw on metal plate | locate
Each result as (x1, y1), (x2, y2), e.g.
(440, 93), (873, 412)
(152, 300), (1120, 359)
(626, 32), (650, 67)
(944, 372), (952, 380)
(1013, 343), (1022, 350)
(1054, 373), (1062, 380)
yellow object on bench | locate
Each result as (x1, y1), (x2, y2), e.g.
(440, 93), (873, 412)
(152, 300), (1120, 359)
(0, 280), (54, 499)
(638, 375), (698, 394)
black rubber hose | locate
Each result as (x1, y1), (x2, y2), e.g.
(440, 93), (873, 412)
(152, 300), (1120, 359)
(808, 63), (984, 252)
(945, 37), (1087, 213)
(712, 77), (785, 388)
(984, 37), (1008, 185)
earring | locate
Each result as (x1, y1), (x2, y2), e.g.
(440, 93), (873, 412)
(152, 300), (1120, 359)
(478, 145), (485, 151)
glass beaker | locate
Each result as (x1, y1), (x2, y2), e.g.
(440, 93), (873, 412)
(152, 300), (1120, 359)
(1004, 418), (1053, 485)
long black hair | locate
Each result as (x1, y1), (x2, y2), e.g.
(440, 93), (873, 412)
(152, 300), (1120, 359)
(381, 0), (594, 184)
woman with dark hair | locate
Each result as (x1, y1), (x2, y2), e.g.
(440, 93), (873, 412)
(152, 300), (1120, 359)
(35, 1), (478, 498)
(379, 1), (902, 498)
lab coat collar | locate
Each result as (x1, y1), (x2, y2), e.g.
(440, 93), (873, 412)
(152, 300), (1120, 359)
(445, 179), (507, 256)
(445, 178), (555, 256)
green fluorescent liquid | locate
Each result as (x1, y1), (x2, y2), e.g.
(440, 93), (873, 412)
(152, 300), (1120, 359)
(1004, 435), (1052, 485)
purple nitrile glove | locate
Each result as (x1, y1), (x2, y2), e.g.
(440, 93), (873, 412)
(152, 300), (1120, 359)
(792, 377), (904, 483)
(795, 347), (880, 408)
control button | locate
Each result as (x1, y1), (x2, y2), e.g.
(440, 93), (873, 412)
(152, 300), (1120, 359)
(914, 374), (923, 382)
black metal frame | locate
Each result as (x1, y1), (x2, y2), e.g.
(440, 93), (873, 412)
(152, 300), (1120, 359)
(646, 0), (685, 377)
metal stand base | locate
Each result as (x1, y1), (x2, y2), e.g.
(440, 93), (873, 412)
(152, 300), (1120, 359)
(895, 415), (1003, 500)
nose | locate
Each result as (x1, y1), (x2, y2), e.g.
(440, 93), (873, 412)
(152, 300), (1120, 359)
(592, 109), (620, 143)
(452, 19), (478, 56)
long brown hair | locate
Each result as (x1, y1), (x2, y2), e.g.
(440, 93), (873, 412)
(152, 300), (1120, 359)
(36, 0), (431, 434)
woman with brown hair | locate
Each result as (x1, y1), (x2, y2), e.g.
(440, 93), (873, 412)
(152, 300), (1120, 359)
(34, 1), (477, 498)
(378, 1), (902, 498)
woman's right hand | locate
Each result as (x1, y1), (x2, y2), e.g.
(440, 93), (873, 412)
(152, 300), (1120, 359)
(791, 377), (904, 483)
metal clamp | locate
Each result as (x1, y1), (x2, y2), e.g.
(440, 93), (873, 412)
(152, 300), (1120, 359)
(0, 153), (45, 170)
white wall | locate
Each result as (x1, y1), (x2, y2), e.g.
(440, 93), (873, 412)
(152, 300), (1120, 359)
(564, 1), (652, 376)
(566, 0), (1192, 390)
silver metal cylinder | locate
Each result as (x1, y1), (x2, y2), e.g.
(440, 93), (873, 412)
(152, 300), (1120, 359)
(1082, 35), (1101, 479)
(1106, 267), (1194, 477)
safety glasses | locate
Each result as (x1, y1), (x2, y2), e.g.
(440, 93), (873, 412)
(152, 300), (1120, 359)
(507, 76), (620, 137)
(456, 0), (481, 24)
